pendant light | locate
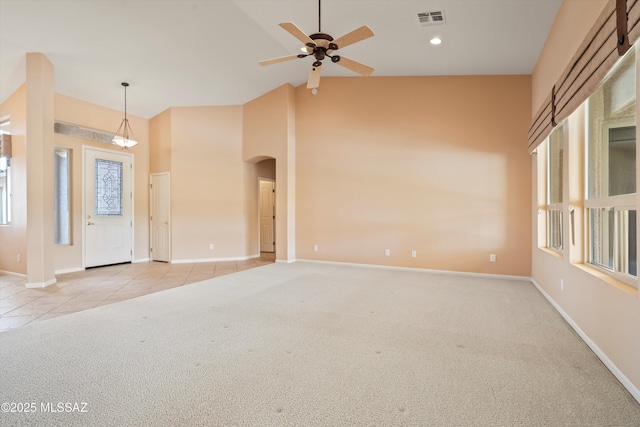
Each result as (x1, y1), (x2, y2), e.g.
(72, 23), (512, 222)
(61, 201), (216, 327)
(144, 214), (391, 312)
(112, 82), (138, 149)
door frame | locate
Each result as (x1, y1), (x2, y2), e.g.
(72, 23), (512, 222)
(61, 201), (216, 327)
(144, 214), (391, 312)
(258, 177), (275, 253)
(149, 172), (171, 262)
(82, 145), (135, 268)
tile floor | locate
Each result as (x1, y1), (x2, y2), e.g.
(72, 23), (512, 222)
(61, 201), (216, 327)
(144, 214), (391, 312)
(0, 253), (275, 331)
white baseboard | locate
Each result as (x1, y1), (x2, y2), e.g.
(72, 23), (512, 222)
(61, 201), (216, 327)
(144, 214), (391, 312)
(531, 278), (640, 404)
(275, 259), (296, 264)
(133, 258), (150, 264)
(171, 254), (260, 264)
(0, 270), (26, 278)
(26, 278), (57, 288)
(294, 259), (531, 282)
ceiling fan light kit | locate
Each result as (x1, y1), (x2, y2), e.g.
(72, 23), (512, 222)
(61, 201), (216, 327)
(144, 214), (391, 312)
(259, 0), (374, 91)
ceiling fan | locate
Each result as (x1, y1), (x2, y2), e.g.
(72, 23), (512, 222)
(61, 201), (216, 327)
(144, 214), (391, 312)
(259, 0), (374, 91)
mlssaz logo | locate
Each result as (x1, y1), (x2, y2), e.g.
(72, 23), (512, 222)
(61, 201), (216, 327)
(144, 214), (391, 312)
(41, 402), (89, 413)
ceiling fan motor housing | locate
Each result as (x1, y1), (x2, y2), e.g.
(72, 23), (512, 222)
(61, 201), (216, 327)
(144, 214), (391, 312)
(308, 33), (338, 61)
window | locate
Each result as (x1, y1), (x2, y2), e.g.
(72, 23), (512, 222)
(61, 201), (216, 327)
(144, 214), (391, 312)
(547, 123), (564, 252)
(54, 148), (71, 245)
(95, 159), (123, 216)
(586, 48), (637, 282)
(0, 120), (10, 225)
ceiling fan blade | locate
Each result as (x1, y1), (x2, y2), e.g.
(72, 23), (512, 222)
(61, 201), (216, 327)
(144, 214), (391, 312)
(279, 22), (316, 47)
(331, 26), (374, 50)
(259, 54), (304, 66)
(335, 56), (374, 76)
(307, 64), (322, 89)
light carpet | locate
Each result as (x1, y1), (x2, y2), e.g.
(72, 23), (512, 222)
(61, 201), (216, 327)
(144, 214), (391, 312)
(1, 262), (639, 426)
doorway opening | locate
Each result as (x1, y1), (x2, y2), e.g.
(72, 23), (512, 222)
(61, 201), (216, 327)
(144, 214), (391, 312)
(259, 178), (275, 253)
(255, 157), (276, 257)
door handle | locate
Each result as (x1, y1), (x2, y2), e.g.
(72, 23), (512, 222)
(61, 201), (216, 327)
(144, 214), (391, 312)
(87, 221), (95, 226)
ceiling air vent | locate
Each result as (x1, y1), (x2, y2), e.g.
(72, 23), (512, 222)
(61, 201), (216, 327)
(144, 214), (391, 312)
(418, 10), (446, 26)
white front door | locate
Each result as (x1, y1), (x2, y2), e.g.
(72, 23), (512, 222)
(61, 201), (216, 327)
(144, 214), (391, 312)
(259, 179), (275, 253)
(84, 147), (133, 268)
(150, 173), (170, 262)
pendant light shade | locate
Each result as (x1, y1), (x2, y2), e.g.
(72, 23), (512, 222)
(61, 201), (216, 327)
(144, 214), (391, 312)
(112, 82), (138, 149)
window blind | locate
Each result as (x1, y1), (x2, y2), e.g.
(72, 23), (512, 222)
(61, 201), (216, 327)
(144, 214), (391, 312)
(528, 0), (639, 153)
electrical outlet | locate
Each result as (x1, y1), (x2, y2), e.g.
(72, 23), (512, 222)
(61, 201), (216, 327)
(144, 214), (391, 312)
(385, 249), (391, 256)
(490, 254), (496, 262)
(561, 279), (564, 291)
(411, 250), (417, 258)
(209, 243), (214, 250)
(17, 253), (21, 263)
(313, 244), (318, 252)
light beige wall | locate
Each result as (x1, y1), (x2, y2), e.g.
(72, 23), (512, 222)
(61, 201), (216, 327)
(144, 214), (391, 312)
(149, 108), (171, 174)
(0, 84), (27, 275)
(531, 0), (608, 113)
(243, 84), (296, 261)
(531, 0), (640, 397)
(168, 106), (252, 261)
(295, 76), (532, 276)
(54, 93), (150, 270)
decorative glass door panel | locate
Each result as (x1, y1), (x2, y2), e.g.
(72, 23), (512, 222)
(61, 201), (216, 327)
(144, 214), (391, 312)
(84, 148), (133, 268)
(95, 159), (123, 216)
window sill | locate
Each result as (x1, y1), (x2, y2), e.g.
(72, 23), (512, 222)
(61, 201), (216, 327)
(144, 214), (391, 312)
(538, 246), (563, 260)
(572, 263), (638, 297)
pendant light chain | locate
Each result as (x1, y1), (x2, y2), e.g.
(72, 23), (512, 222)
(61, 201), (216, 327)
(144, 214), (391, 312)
(122, 82), (129, 140)
(123, 83), (127, 122)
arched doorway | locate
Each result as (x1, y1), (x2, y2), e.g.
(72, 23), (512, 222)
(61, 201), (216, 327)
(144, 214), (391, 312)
(257, 158), (276, 253)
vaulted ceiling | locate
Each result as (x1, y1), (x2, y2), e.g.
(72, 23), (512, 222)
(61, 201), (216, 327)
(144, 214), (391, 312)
(0, 0), (562, 119)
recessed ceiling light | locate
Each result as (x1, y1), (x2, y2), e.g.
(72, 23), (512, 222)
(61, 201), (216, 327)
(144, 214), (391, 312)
(430, 37), (442, 45)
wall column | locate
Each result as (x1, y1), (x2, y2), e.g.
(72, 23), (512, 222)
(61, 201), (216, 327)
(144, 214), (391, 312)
(285, 86), (295, 261)
(25, 53), (56, 287)
(242, 84), (296, 262)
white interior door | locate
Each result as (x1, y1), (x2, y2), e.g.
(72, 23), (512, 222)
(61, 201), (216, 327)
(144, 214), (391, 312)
(84, 147), (133, 268)
(259, 179), (275, 253)
(150, 173), (170, 262)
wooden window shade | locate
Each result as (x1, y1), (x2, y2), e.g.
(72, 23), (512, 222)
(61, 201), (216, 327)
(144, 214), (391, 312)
(528, 0), (640, 153)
